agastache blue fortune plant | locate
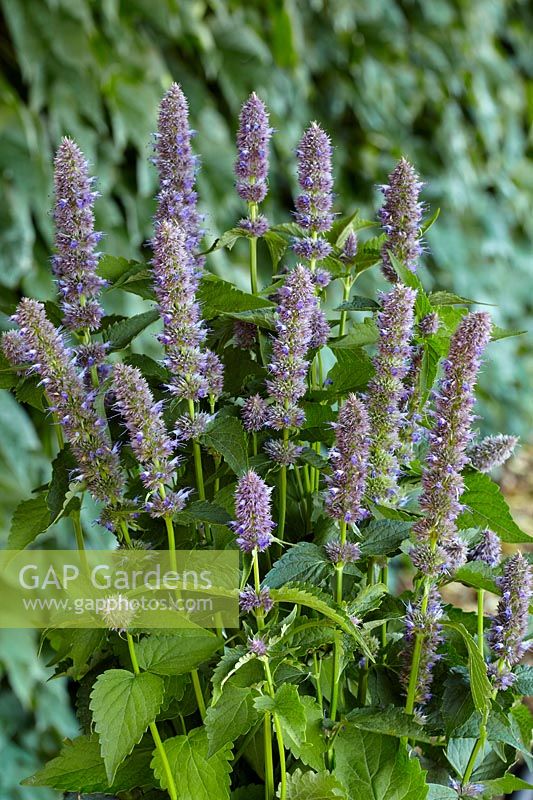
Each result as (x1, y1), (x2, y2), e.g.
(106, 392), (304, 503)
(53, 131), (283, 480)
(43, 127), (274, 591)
(8, 84), (532, 800)
(379, 157), (424, 282)
(366, 284), (417, 504)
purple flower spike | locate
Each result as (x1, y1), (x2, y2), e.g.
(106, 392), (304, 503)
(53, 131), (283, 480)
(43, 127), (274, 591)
(294, 122), (334, 235)
(309, 306), (330, 349)
(112, 364), (178, 498)
(265, 265), (317, 427)
(7, 299), (123, 504)
(234, 320), (257, 350)
(235, 92), (272, 206)
(52, 138), (105, 332)
(366, 284), (417, 504)
(248, 635), (268, 657)
(401, 587), (444, 706)
(411, 312), (492, 576)
(242, 394), (268, 433)
(379, 158), (424, 282)
(468, 434), (519, 473)
(325, 394), (370, 523)
(264, 439), (303, 466)
(419, 312), (440, 336)
(1, 329), (28, 369)
(468, 529), (501, 567)
(449, 778), (485, 798)
(488, 552), (532, 689)
(324, 540), (360, 565)
(341, 231), (358, 262)
(232, 470), (275, 553)
(152, 220), (208, 401)
(203, 350), (224, 400)
(239, 585), (274, 614)
(154, 83), (202, 256)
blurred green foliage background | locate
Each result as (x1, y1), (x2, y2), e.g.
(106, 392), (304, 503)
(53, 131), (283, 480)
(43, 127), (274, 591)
(0, 1), (531, 795)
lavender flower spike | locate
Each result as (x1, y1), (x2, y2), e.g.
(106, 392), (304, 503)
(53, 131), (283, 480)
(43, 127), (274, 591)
(231, 470), (275, 553)
(366, 284), (417, 504)
(265, 265), (316, 427)
(468, 434), (519, 473)
(379, 157), (424, 282)
(401, 587), (444, 705)
(293, 122), (334, 263)
(152, 220), (207, 401)
(6, 299), (123, 504)
(241, 394), (268, 433)
(468, 529), (501, 568)
(154, 83), (202, 256)
(325, 394), (370, 524)
(488, 552), (532, 689)
(411, 312), (492, 577)
(235, 92), (272, 207)
(112, 364), (187, 517)
(53, 138), (105, 332)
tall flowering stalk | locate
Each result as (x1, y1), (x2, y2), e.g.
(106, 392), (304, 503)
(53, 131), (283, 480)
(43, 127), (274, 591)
(366, 284), (417, 505)
(468, 529), (502, 658)
(468, 433), (519, 473)
(324, 393), (370, 720)
(405, 312), (492, 715)
(235, 92), (272, 294)
(265, 265), (316, 538)
(401, 588), (444, 706)
(3, 299), (123, 508)
(378, 157), (424, 283)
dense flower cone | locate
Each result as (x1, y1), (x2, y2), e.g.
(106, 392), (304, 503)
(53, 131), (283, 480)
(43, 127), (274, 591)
(468, 529), (501, 567)
(401, 587), (444, 705)
(293, 122), (333, 262)
(366, 284), (417, 503)
(468, 433), (518, 472)
(379, 157), (424, 282)
(412, 311), (493, 576)
(53, 138), (105, 332)
(325, 393), (370, 523)
(235, 92), (272, 206)
(231, 470), (275, 552)
(4, 299), (123, 503)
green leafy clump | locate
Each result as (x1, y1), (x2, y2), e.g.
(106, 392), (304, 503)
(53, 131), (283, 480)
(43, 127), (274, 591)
(2, 81), (532, 800)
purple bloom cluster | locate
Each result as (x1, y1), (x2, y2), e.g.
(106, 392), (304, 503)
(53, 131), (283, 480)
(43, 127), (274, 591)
(399, 344), (424, 462)
(112, 364), (185, 516)
(324, 540), (360, 565)
(401, 587), (444, 705)
(488, 552), (532, 689)
(232, 470), (275, 553)
(341, 231), (358, 263)
(468, 529), (501, 567)
(4, 299), (123, 504)
(293, 122), (334, 262)
(241, 394), (268, 433)
(468, 433), (518, 473)
(366, 284), (417, 504)
(419, 312), (440, 337)
(411, 312), (492, 576)
(154, 83), (202, 256)
(265, 265), (316, 427)
(239, 585), (274, 614)
(235, 93), (272, 208)
(449, 779), (485, 798)
(248, 634), (268, 657)
(264, 439), (303, 466)
(379, 157), (424, 282)
(325, 394), (370, 523)
(174, 411), (213, 444)
(52, 138), (105, 332)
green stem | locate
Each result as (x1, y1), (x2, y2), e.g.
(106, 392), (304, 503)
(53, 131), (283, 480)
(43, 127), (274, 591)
(72, 511), (89, 575)
(462, 713), (488, 785)
(119, 520), (132, 548)
(263, 659), (286, 800)
(330, 522), (347, 721)
(264, 713), (274, 800)
(404, 581), (430, 716)
(381, 563), (389, 651)
(278, 429), (288, 541)
(127, 633), (177, 800)
(312, 651), (323, 714)
(338, 277), (352, 338)
(252, 432), (258, 457)
(477, 588), (484, 659)
(191, 669), (206, 720)
(249, 202), (258, 294)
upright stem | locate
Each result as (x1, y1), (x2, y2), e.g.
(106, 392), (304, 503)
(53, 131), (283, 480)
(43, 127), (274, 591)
(126, 633), (177, 800)
(462, 712), (488, 785)
(188, 400), (206, 502)
(263, 658), (286, 800)
(381, 563), (389, 651)
(477, 588), (485, 658)
(278, 429), (289, 541)
(312, 651), (323, 714)
(119, 520), (132, 548)
(72, 511), (89, 575)
(249, 202), (258, 295)
(404, 581), (430, 716)
(330, 520), (347, 721)
(338, 277), (352, 338)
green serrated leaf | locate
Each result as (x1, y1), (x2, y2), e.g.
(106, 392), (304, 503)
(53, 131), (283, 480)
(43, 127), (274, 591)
(478, 774), (533, 797)
(491, 324), (527, 341)
(104, 308), (160, 350)
(443, 622), (492, 716)
(283, 768), (346, 799)
(458, 471), (532, 543)
(360, 520), (413, 556)
(349, 583), (387, 617)
(263, 230), (289, 268)
(428, 291), (482, 306)
(441, 669), (475, 735)
(334, 296), (380, 313)
(345, 707), (432, 742)
(426, 786), (456, 800)
(420, 207), (440, 235)
(90, 668), (164, 782)
(270, 583), (373, 659)
(201, 228), (245, 255)
(9, 493), (50, 548)
(334, 727), (428, 800)
(135, 630), (222, 676)
(22, 735), (153, 793)
(206, 683), (258, 756)
(201, 415), (248, 476)
(47, 445), (78, 521)
(174, 500), (231, 527)
(282, 696), (327, 772)
(198, 274), (274, 319)
(453, 561), (499, 594)
(151, 728), (232, 800)
(327, 347), (374, 394)
(263, 542), (332, 589)
(254, 683), (307, 744)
